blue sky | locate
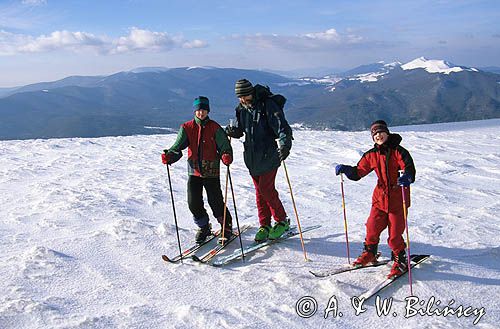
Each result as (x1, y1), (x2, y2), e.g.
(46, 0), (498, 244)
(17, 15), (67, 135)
(0, 0), (499, 87)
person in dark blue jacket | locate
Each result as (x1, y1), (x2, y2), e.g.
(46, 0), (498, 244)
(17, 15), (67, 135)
(226, 79), (293, 242)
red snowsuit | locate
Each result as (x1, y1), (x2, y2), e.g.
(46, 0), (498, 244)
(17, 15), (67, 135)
(350, 134), (416, 254)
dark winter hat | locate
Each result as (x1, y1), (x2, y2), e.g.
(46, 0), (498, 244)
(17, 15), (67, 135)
(370, 120), (390, 137)
(193, 96), (210, 112)
(235, 79), (254, 97)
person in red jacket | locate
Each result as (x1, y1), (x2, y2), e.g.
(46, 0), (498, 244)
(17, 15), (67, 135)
(335, 120), (416, 278)
(162, 96), (233, 244)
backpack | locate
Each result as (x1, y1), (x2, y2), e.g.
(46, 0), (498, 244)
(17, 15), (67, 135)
(251, 84), (292, 140)
(253, 84), (287, 110)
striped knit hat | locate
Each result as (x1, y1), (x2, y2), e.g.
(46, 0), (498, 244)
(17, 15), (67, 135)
(235, 79), (254, 97)
(193, 96), (210, 112)
(370, 120), (390, 137)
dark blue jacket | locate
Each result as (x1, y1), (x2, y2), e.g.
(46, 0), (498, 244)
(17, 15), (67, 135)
(228, 86), (293, 176)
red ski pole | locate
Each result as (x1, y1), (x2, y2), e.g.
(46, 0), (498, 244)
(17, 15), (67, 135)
(340, 173), (351, 264)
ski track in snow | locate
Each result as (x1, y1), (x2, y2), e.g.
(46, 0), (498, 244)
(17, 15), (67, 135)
(1, 119), (499, 328)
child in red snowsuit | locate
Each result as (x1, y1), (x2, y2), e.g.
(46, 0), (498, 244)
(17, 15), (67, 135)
(336, 120), (416, 278)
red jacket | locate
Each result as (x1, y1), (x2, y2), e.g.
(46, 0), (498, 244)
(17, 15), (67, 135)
(353, 134), (415, 213)
(167, 117), (232, 177)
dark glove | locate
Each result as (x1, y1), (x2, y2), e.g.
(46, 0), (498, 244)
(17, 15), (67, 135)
(221, 153), (233, 166)
(397, 172), (413, 187)
(225, 126), (236, 137)
(335, 164), (352, 176)
(225, 125), (242, 138)
(278, 146), (290, 162)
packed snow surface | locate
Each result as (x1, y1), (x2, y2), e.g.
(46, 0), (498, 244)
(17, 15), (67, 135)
(1, 119), (499, 328)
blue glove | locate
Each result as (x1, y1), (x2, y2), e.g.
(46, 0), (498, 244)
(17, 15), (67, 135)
(335, 164), (351, 176)
(397, 172), (413, 187)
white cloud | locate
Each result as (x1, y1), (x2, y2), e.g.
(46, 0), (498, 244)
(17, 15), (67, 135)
(17, 30), (107, 53)
(112, 28), (207, 53)
(0, 30), (32, 55)
(21, 0), (47, 6)
(0, 27), (208, 55)
(113, 28), (178, 53)
(304, 28), (341, 41)
(182, 39), (208, 49)
(237, 28), (365, 51)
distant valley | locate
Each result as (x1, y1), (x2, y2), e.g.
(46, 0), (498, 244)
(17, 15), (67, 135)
(1, 58), (499, 140)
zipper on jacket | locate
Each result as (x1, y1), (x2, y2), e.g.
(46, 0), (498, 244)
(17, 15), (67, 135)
(385, 148), (391, 196)
(197, 122), (204, 176)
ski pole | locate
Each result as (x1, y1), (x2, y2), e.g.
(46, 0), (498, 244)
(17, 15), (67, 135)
(166, 164), (183, 264)
(228, 167), (245, 261)
(221, 156), (230, 246)
(340, 173), (351, 264)
(399, 170), (413, 296)
(282, 160), (308, 261)
(225, 123), (244, 258)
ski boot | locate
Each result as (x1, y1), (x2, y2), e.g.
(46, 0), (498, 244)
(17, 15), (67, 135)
(254, 225), (271, 242)
(388, 250), (408, 279)
(195, 223), (212, 244)
(268, 217), (290, 240)
(353, 243), (378, 267)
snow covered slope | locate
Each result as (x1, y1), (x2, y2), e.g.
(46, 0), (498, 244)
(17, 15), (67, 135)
(401, 57), (477, 74)
(1, 119), (499, 328)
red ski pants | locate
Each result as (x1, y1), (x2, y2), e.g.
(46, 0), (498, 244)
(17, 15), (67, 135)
(251, 168), (287, 226)
(364, 206), (406, 254)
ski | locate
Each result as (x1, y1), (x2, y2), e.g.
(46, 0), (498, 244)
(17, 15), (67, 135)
(309, 253), (389, 277)
(161, 229), (221, 263)
(191, 225), (251, 264)
(212, 225), (322, 267)
(358, 254), (431, 301)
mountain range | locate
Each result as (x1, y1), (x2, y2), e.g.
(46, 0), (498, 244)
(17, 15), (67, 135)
(1, 57), (499, 140)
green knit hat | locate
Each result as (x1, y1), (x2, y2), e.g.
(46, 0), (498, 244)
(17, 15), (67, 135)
(193, 96), (210, 112)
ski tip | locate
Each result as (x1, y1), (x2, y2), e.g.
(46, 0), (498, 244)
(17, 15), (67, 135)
(162, 255), (181, 263)
(410, 254), (431, 262)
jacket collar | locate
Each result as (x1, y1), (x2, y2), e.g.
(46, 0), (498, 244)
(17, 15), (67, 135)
(194, 116), (210, 126)
(374, 133), (402, 150)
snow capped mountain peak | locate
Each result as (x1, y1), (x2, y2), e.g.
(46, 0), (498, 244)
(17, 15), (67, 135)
(346, 61), (401, 83)
(384, 61), (402, 68)
(376, 60), (401, 68)
(401, 57), (464, 74)
(128, 67), (171, 73)
(186, 66), (217, 70)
